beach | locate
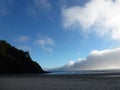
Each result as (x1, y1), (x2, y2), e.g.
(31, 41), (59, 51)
(0, 74), (120, 90)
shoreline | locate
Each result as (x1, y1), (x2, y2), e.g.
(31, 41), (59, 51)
(1, 72), (120, 77)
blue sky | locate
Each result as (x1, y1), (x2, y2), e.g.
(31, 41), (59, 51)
(1, 0), (120, 70)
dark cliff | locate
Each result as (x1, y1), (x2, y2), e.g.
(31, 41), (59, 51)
(0, 40), (46, 74)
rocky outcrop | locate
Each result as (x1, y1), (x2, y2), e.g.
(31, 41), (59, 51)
(0, 40), (46, 74)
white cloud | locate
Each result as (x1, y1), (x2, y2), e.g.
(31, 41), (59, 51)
(16, 36), (30, 42)
(55, 48), (120, 71)
(0, 0), (13, 16)
(33, 0), (51, 10)
(27, 7), (39, 19)
(0, 6), (7, 15)
(62, 0), (120, 40)
(36, 34), (55, 52)
(17, 45), (31, 51)
(28, 0), (51, 18)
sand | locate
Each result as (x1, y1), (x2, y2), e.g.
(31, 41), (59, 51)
(0, 74), (120, 90)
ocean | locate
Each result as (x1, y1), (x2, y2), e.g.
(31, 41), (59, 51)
(47, 69), (120, 75)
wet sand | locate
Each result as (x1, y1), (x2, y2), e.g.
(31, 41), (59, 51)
(0, 74), (120, 90)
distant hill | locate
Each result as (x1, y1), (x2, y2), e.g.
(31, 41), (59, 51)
(0, 40), (46, 74)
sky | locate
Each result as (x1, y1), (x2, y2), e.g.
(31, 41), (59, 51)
(1, 0), (120, 70)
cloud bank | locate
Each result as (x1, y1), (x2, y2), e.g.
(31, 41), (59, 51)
(55, 48), (120, 71)
(62, 0), (120, 40)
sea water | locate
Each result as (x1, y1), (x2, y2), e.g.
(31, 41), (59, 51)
(47, 69), (120, 75)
